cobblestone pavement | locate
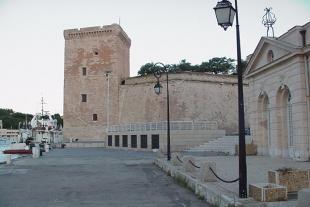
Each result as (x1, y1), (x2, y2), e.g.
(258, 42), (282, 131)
(0, 148), (208, 207)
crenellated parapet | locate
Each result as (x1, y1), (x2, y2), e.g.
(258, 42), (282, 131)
(123, 72), (245, 86)
(63, 24), (131, 46)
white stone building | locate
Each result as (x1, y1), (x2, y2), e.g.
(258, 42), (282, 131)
(244, 22), (310, 161)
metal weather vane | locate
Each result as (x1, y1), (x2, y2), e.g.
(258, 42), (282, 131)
(262, 7), (276, 37)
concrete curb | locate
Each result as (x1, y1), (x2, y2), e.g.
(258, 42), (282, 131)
(154, 158), (243, 207)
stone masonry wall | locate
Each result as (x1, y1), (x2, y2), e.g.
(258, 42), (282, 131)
(119, 73), (249, 134)
(63, 24), (130, 141)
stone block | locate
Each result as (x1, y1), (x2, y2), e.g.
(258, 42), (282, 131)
(249, 183), (287, 202)
(182, 156), (197, 174)
(171, 153), (183, 166)
(6, 155), (12, 164)
(32, 147), (39, 158)
(155, 150), (165, 158)
(235, 143), (257, 155)
(268, 168), (309, 192)
(297, 188), (310, 207)
(198, 161), (217, 182)
(44, 144), (49, 152)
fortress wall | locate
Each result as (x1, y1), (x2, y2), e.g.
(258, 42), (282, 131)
(119, 73), (249, 134)
(63, 24), (249, 141)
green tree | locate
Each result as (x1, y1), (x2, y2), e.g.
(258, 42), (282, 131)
(0, 108), (13, 117)
(52, 113), (63, 128)
(176, 59), (193, 72)
(0, 108), (33, 129)
(138, 63), (162, 76)
(231, 59), (248, 75)
(137, 57), (238, 76)
(199, 57), (235, 74)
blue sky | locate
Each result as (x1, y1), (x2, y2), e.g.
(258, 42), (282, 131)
(0, 0), (309, 115)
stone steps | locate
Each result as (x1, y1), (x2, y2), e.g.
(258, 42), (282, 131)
(185, 135), (252, 155)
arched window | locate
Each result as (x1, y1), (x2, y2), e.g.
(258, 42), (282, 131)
(257, 92), (270, 155)
(267, 50), (274, 62)
(276, 85), (293, 158)
(287, 93), (293, 146)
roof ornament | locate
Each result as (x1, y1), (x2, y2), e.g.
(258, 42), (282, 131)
(262, 7), (276, 37)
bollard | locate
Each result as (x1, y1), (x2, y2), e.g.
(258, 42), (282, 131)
(44, 144), (49, 153)
(183, 156), (197, 174)
(32, 147), (36, 158)
(32, 147), (39, 158)
(39, 143), (45, 152)
(198, 161), (217, 182)
(171, 153), (183, 166)
(6, 154), (12, 164)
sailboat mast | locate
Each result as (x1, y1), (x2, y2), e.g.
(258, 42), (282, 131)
(41, 97), (44, 117)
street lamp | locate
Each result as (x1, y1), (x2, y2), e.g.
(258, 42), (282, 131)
(154, 82), (162, 95)
(214, 0), (247, 198)
(153, 62), (171, 161)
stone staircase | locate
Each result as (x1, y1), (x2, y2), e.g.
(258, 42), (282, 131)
(185, 135), (252, 155)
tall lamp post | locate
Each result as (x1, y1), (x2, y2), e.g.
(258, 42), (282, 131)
(153, 62), (171, 161)
(214, 0), (247, 198)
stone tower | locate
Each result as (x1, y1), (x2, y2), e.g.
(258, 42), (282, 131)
(63, 24), (131, 141)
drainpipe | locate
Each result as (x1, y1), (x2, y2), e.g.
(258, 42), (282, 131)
(305, 55), (310, 158)
(300, 30), (310, 157)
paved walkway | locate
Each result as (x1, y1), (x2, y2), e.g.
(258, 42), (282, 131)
(182, 152), (310, 206)
(0, 148), (208, 207)
(191, 155), (310, 196)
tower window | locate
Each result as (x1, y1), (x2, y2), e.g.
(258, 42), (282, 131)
(93, 114), (98, 121)
(93, 49), (99, 55)
(81, 94), (87, 102)
(82, 67), (87, 76)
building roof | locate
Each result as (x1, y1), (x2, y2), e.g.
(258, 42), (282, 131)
(244, 21), (310, 78)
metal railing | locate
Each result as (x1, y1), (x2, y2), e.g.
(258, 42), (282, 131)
(107, 121), (218, 133)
